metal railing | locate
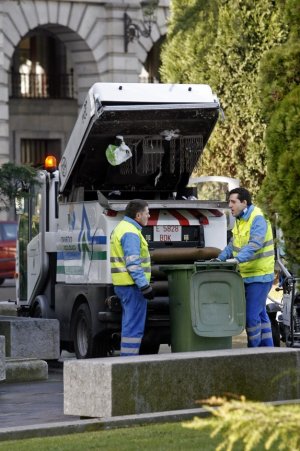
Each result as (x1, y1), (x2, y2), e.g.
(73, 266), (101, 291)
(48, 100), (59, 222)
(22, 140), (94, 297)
(10, 71), (75, 99)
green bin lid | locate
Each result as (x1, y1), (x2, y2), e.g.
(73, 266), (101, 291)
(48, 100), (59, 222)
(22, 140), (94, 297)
(194, 261), (238, 270)
(190, 269), (245, 337)
(160, 264), (195, 272)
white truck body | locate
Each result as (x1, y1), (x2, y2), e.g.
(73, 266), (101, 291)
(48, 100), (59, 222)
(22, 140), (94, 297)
(16, 83), (228, 358)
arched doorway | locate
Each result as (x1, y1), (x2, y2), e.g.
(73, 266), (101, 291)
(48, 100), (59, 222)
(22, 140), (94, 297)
(9, 28), (78, 167)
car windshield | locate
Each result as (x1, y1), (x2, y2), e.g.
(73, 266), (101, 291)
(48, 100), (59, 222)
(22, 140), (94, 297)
(1, 223), (17, 240)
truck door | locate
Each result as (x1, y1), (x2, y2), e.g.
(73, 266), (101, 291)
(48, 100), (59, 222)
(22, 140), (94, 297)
(16, 172), (47, 305)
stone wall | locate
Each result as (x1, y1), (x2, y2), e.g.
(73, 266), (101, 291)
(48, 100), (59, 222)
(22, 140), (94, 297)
(64, 348), (300, 418)
(0, 336), (5, 381)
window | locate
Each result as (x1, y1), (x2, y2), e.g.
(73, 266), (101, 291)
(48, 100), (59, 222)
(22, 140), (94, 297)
(0, 223), (17, 241)
(10, 30), (74, 99)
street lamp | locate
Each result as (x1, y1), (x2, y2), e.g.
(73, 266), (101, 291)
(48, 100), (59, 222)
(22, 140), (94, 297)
(124, 1), (159, 53)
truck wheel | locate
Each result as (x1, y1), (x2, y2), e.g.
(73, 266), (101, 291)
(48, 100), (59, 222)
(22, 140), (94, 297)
(32, 303), (43, 318)
(73, 304), (110, 359)
(31, 295), (55, 319)
(73, 304), (94, 359)
(0, 278), (5, 285)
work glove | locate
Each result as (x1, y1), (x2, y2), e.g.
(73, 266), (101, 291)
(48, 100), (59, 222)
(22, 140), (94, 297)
(210, 258), (221, 262)
(226, 258), (238, 263)
(141, 284), (154, 300)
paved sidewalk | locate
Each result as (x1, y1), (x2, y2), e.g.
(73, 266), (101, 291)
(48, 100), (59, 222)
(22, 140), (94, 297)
(0, 359), (211, 441)
(0, 365), (78, 429)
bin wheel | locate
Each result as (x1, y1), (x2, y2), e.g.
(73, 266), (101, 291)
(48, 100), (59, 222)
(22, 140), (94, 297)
(73, 303), (111, 359)
(139, 341), (160, 355)
(284, 325), (293, 347)
(270, 317), (280, 347)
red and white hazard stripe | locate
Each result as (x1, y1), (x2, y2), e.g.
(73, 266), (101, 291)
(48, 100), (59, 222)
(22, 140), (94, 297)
(147, 209), (223, 226)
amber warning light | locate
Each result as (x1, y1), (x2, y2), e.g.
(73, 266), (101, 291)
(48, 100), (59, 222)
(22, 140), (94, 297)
(45, 155), (57, 173)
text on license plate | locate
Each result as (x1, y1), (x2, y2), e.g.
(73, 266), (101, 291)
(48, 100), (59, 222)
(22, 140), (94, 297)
(154, 225), (181, 242)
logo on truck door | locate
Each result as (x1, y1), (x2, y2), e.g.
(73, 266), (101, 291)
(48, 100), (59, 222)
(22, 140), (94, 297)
(57, 206), (107, 280)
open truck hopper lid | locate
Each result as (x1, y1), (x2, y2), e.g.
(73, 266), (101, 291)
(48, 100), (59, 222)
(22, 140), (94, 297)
(59, 83), (220, 199)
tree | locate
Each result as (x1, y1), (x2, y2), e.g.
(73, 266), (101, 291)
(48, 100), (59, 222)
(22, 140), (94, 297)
(258, 0), (300, 265)
(160, 0), (288, 195)
(0, 162), (38, 212)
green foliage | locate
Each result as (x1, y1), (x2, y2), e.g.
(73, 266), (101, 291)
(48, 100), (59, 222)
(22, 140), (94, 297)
(160, 0), (219, 84)
(258, 0), (300, 265)
(284, 0), (300, 40)
(0, 162), (38, 211)
(257, 43), (300, 119)
(184, 397), (300, 451)
(259, 86), (300, 263)
(161, 0), (288, 195)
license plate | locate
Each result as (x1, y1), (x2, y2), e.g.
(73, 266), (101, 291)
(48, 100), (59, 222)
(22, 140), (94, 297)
(153, 225), (181, 242)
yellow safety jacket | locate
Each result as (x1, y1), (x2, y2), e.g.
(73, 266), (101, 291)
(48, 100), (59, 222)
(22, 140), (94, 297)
(110, 219), (151, 286)
(232, 206), (274, 278)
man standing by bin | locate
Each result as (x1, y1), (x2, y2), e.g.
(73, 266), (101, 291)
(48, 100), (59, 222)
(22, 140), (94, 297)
(110, 199), (153, 356)
(216, 187), (274, 347)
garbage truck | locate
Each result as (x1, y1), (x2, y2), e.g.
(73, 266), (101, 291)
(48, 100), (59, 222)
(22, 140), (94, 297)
(15, 82), (230, 358)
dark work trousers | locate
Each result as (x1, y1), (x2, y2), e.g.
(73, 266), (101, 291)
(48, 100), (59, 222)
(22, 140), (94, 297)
(245, 281), (274, 347)
(114, 285), (147, 356)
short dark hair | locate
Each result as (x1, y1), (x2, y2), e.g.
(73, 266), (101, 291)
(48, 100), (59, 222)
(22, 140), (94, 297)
(229, 187), (252, 206)
(125, 199), (148, 219)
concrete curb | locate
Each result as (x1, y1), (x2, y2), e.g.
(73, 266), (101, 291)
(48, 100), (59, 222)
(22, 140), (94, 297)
(0, 400), (299, 442)
(0, 407), (209, 441)
(5, 359), (48, 382)
(0, 302), (17, 316)
(64, 348), (300, 418)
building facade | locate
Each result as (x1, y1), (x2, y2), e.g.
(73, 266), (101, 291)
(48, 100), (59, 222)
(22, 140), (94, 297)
(0, 0), (169, 169)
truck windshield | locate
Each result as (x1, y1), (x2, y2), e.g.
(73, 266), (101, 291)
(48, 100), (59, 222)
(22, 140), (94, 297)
(17, 182), (43, 300)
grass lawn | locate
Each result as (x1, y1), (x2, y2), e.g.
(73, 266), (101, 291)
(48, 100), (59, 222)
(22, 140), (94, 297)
(0, 420), (266, 451)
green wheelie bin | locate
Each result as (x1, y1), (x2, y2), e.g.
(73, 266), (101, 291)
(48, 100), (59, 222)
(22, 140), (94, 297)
(162, 261), (246, 352)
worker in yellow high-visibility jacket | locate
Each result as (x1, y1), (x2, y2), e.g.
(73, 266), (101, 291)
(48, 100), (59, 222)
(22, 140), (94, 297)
(217, 187), (275, 347)
(110, 199), (153, 356)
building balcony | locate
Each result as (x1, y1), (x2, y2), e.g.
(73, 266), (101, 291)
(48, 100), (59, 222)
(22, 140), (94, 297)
(10, 71), (75, 99)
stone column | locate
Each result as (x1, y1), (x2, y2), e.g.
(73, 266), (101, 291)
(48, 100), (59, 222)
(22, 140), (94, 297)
(0, 336), (6, 381)
(0, 1), (9, 166)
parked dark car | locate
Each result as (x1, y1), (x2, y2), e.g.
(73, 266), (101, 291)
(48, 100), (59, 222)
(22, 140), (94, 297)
(0, 221), (17, 285)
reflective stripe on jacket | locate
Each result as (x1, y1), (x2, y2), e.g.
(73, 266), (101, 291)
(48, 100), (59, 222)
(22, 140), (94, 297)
(110, 219), (151, 286)
(232, 206), (274, 278)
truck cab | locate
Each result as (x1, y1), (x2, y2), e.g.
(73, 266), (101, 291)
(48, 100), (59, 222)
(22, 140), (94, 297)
(17, 83), (228, 358)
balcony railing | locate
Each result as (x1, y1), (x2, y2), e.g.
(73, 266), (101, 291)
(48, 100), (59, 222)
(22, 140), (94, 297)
(10, 71), (75, 99)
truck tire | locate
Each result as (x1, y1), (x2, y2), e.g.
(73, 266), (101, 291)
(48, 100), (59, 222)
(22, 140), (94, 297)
(73, 304), (94, 359)
(31, 295), (55, 319)
(32, 303), (43, 318)
(73, 303), (110, 359)
(0, 278), (4, 285)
